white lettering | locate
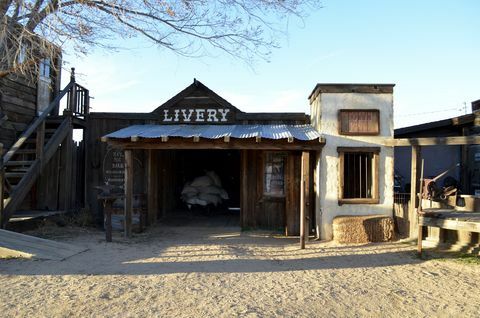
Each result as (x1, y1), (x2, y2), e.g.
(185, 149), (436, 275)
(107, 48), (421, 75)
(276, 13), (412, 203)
(181, 109), (194, 122)
(218, 109), (230, 122)
(195, 109), (205, 122)
(206, 109), (218, 122)
(174, 109), (180, 122)
(163, 109), (173, 122)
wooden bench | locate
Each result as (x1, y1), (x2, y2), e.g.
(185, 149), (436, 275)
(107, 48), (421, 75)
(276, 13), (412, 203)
(418, 209), (480, 254)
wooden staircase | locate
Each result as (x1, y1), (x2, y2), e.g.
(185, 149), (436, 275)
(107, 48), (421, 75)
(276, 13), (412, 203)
(0, 69), (89, 227)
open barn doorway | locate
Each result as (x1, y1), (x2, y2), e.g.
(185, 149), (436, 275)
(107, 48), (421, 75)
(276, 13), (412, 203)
(155, 149), (241, 227)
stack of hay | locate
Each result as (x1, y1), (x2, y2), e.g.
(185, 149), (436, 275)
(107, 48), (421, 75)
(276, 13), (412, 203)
(181, 171), (229, 208)
(333, 215), (394, 244)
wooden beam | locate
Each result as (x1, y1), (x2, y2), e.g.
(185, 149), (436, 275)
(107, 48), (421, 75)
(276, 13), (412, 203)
(387, 136), (480, 147)
(124, 149), (133, 238)
(409, 145), (421, 239)
(106, 138), (325, 151)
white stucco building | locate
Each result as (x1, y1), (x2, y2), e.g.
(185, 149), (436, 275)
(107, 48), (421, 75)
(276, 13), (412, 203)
(309, 84), (395, 240)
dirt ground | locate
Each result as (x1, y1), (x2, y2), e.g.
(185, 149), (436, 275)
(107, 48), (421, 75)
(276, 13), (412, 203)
(1, 222), (479, 318)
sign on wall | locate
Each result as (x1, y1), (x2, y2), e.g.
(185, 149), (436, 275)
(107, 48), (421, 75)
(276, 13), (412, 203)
(161, 107), (233, 123)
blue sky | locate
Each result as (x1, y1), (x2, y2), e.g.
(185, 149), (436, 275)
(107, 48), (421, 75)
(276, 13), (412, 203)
(64, 0), (479, 128)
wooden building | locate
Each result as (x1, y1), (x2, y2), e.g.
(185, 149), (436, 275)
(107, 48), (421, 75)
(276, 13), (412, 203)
(97, 80), (396, 241)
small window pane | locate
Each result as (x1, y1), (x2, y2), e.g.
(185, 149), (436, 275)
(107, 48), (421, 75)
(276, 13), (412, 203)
(264, 153), (286, 196)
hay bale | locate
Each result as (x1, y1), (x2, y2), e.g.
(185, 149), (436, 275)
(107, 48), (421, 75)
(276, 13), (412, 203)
(333, 215), (394, 244)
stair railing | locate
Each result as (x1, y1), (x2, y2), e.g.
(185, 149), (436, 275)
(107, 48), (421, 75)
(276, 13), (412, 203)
(2, 68), (77, 165)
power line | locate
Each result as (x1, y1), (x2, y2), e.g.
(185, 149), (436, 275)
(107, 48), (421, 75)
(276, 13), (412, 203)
(396, 107), (463, 117)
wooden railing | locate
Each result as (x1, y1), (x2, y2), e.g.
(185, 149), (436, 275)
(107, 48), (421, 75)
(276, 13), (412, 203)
(66, 82), (90, 117)
(2, 78), (74, 164)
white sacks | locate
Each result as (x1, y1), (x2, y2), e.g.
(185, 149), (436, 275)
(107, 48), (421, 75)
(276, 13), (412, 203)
(181, 171), (229, 208)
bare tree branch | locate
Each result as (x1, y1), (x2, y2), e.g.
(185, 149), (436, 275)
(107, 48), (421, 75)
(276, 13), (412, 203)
(0, 0), (321, 80)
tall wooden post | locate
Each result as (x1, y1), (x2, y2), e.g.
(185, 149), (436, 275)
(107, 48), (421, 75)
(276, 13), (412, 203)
(147, 149), (158, 225)
(300, 151), (310, 249)
(36, 121), (45, 164)
(58, 116), (73, 211)
(124, 149), (133, 238)
(409, 145), (422, 238)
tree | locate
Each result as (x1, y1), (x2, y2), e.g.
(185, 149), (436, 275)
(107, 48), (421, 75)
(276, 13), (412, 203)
(0, 0), (320, 79)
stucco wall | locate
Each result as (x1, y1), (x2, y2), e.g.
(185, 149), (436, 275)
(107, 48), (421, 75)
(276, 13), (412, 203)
(311, 92), (394, 240)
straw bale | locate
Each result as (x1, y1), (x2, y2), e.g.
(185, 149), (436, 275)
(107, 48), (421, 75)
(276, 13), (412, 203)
(333, 215), (394, 244)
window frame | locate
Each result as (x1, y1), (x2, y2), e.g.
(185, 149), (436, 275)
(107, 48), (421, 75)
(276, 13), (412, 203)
(337, 147), (380, 205)
(263, 151), (287, 198)
(338, 109), (380, 136)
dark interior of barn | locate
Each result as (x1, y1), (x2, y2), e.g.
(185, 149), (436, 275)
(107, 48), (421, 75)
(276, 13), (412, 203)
(166, 149), (241, 223)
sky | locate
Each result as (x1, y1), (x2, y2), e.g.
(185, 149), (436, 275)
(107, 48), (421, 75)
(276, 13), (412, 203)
(63, 0), (479, 129)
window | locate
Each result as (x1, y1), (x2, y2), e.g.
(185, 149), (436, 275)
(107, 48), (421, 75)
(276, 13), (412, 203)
(339, 109), (380, 135)
(264, 152), (286, 197)
(39, 58), (51, 79)
(338, 147), (380, 204)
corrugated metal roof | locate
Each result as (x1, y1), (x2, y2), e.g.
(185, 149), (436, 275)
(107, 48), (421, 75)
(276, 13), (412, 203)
(104, 124), (321, 141)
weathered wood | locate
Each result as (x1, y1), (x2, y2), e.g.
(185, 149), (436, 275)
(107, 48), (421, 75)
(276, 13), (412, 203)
(104, 199), (112, 242)
(240, 150), (248, 228)
(36, 121), (45, 163)
(387, 136), (480, 147)
(300, 151), (310, 249)
(409, 145), (421, 239)
(124, 149), (133, 238)
(106, 137), (325, 151)
(60, 120), (73, 211)
(146, 149), (158, 225)
(2, 81), (74, 164)
(419, 216), (480, 233)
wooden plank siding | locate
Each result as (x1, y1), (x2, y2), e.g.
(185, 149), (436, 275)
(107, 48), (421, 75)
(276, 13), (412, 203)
(0, 75), (38, 151)
(86, 115), (148, 222)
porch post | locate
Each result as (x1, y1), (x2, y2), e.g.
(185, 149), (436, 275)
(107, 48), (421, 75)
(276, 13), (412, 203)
(409, 145), (422, 238)
(124, 149), (133, 238)
(300, 151), (310, 249)
(147, 149), (158, 225)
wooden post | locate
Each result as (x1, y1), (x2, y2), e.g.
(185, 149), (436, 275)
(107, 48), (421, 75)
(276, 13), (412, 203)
(124, 149), (133, 238)
(104, 199), (112, 242)
(300, 151), (310, 249)
(61, 121), (73, 211)
(240, 150), (248, 229)
(36, 121), (45, 163)
(409, 145), (422, 239)
(147, 149), (158, 225)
